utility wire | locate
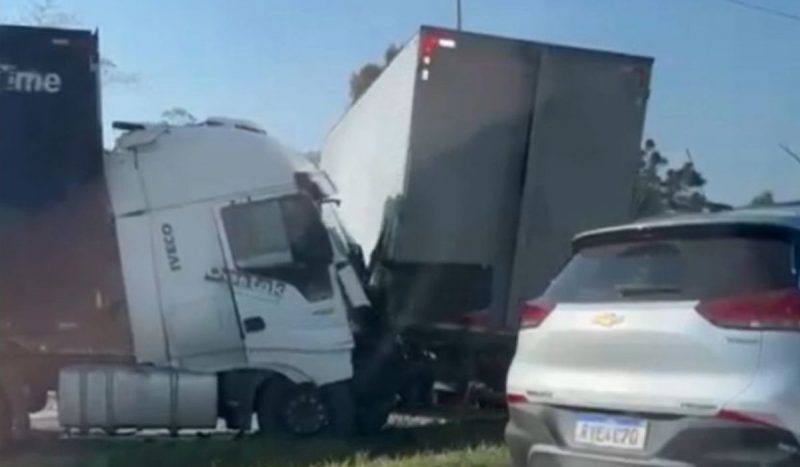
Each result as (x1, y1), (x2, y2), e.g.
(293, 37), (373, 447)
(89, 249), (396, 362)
(719, 0), (800, 22)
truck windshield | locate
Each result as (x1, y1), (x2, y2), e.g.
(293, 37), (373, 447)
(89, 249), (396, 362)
(222, 194), (333, 269)
(220, 194), (334, 301)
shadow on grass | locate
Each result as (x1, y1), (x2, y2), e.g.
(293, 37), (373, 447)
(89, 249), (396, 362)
(1, 417), (508, 467)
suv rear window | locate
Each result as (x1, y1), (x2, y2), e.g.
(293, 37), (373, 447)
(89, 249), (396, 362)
(545, 229), (797, 303)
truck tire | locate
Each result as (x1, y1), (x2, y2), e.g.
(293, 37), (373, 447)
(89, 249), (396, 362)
(256, 377), (354, 437)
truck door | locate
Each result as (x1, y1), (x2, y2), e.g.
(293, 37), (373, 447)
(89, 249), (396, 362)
(213, 194), (354, 385)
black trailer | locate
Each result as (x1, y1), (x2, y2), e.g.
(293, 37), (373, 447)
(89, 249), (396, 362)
(0, 25), (131, 443)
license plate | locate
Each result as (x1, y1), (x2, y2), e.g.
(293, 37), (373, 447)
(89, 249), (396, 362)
(574, 414), (647, 450)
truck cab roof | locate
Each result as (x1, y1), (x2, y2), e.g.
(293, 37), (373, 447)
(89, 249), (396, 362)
(107, 118), (311, 216)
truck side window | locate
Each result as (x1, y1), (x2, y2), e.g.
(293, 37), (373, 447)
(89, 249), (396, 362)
(221, 195), (333, 301)
(280, 196), (333, 265)
(222, 199), (293, 269)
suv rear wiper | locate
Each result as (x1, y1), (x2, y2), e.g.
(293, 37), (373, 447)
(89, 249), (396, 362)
(615, 284), (682, 297)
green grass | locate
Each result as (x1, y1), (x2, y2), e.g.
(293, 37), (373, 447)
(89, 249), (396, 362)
(1, 419), (509, 467)
(315, 445), (508, 467)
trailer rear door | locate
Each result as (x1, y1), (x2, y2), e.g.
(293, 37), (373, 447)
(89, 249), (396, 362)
(393, 28), (541, 324)
(505, 46), (652, 326)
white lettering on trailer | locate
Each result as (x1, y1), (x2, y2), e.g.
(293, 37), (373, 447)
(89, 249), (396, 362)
(438, 38), (457, 48)
(0, 64), (62, 94)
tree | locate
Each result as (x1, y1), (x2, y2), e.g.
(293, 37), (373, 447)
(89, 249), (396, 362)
(632, 139), (718, 218)
(632, 139), (668, 217)
(11, 0), (139, 86)
(161, 107), (197, 125)
(749, 190), (775, 207)
(348, 44), (400, 104)
(20, 0), (78, 27)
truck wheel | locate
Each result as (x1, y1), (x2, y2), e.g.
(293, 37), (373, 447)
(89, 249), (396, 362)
(283, 384), (329, 436)
(257, 377), (354, 437)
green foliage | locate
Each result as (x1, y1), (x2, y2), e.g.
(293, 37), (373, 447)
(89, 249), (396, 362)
(349, 44), (401, 105)
(314, 445), (507, 467)
(161, 108), (198, 125)
(749, 190), (776, 207)
(633, 139), (714, 218)
(9, 0), (139, 85)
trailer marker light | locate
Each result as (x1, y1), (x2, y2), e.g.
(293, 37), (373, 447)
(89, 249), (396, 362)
(419, 33), (456, 58)
(438, 38), (457, 48)
(420, 34), (440, 56)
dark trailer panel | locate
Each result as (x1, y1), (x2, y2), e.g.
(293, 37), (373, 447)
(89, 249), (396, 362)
(0, 25), (131, 359)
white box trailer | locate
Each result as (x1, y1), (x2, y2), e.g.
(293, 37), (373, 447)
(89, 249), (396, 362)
(322, 26), (652, 394)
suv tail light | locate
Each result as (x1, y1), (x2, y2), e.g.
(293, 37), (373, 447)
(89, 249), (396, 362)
(506, 393), (528, 405)
(717, 409), (782, 429)
(519, 299), (554, 329)
(696, 289), (800, 330)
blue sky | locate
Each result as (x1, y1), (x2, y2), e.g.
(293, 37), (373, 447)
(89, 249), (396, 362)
(2, 0), (799, 205)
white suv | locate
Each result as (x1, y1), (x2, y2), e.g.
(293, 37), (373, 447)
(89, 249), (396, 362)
(506, 207), (800, 467)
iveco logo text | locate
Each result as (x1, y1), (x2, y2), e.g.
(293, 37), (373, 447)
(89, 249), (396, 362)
(161, 223), (182, 271)
(0, 64), (62, 94)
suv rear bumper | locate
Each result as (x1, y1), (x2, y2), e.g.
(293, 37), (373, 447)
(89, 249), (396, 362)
(506, 403), (800, 467)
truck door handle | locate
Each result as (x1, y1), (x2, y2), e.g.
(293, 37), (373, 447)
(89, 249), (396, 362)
(243, 317), (266, 333)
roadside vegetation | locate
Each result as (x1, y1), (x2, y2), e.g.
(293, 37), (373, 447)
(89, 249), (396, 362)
(2, 418), (508, 467)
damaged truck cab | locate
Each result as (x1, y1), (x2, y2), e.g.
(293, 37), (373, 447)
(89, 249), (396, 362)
(57, 118), (371, 435)
(0, 25), (392, 442)
(106, 119), (357, 385)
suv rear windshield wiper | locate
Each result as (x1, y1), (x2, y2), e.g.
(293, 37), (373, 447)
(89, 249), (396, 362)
(615, 284), (682, 297)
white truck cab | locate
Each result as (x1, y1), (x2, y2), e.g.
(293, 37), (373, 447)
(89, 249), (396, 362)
(57, 118), (371, 436)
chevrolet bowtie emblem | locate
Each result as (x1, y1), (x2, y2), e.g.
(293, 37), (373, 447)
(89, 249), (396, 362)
(591, 312), (625, 327)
